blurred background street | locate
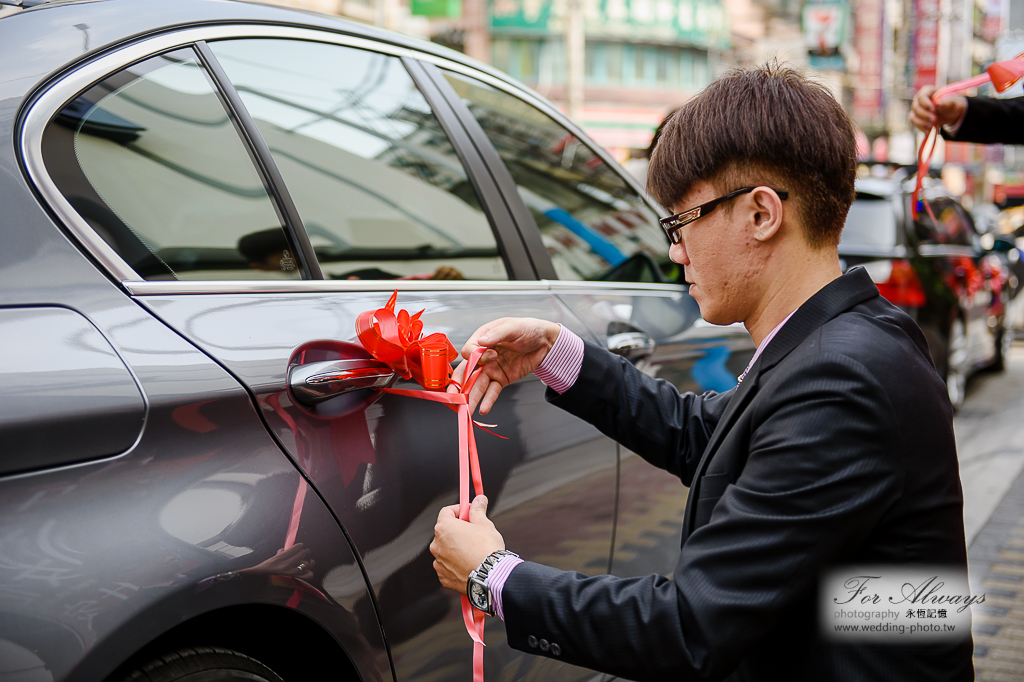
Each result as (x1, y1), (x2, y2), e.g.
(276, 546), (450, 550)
(959, 340), (1024, 680)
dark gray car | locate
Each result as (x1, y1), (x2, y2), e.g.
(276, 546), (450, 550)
(0, 2), (754, 680)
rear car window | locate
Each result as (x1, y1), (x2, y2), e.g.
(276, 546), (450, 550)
(209, 39), (508, 281)
(913, 198), (975, 246)
(42, 48), (301, 281)
(839, 195), (898, 254)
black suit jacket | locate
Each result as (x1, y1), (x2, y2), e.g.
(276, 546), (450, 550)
(943, 95), (1024, 145)
(502, 268), (973, 681)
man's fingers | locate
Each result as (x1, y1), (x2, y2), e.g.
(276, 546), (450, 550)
(461, 318), (509, 360)
(278, 543), (304, 559)
(468, 495), (489, 523)
(449, 360), (468, 394)
(479, 380), (504, 416)
(917, 85), (937, 108)
(476, 317), (532, 350)
(910, 86), (940, 132)
(467, 372), (491, 415)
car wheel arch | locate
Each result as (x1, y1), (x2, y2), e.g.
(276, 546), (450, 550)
(89, 603), (364, 682)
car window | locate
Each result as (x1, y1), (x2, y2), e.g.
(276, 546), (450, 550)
(839, 195), (898, 253)
(441, 70), (673, 283)
(209, 39), (508, 281)
(915, 198), (974, 246)
(42, 49), (302, 281)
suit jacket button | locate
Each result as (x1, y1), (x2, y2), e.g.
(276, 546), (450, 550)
(527, 635), (538, 648)
(550, 643), (561, 656)
(539, 639), (550, 652)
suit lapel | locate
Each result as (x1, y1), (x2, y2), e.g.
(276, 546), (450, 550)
(681, 267), (881, 538)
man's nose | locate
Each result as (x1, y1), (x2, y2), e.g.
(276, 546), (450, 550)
(669, 241), (688, 266)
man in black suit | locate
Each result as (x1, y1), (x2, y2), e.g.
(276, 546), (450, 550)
(911, 84), (1024, 144)
(431, 65), (973, 681)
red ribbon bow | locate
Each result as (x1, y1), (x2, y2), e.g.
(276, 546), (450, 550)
(356, 290), (459, 390)
(357, 291), (502, 682)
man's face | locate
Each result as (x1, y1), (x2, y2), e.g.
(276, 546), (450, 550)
(668, 181), (765, 326)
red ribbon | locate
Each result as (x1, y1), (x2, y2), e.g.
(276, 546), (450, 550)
(357, 291), (504, 682)
(912, 54), (1024, 221)
(356, 290), (459, 390)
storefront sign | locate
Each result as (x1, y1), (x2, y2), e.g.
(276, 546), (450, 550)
(913, 0), (939, 90)
(853, 0), (885, 127)
(803, 2), (847, 55)
(412, 0), (462, 17)
(489, 0), (730, 48)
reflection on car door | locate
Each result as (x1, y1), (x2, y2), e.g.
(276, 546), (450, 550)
(41, 35), (617, 681)
(435, 69), (755, 580)
(918, 199), (997, 368)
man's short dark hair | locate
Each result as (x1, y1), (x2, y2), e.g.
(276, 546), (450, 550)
(647, 63), (857, 248)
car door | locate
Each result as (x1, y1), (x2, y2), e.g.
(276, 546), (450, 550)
(29, 27), (616, 682)
(429, 66), (756, 580)
(917, 198), (997, 368)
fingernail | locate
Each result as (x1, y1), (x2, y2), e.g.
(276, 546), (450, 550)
(475, 495), (487, 504)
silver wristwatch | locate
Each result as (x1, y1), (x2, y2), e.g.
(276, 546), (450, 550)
(466, 550), (519, 616)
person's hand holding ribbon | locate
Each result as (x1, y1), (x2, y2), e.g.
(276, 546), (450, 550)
(910, 85), (967, 134)
(431, 495), (504, 594)
(449, 317), (562, 415)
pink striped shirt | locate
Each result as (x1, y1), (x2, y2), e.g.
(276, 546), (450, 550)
(532, 324), (585, 394)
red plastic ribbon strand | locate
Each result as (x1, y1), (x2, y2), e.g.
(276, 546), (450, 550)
(912, 54), (1024, 221)
(356, 292), (503, 682)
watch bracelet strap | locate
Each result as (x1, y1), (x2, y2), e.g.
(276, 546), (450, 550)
(477, 549), (519, 578)
(467, 550), (519, 615)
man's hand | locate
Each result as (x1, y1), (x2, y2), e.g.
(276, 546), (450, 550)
(449, 317), (561, 415)
(431, 496), (505, 595)
(237, 543), (314, 580)
(910, 85), (967, 134)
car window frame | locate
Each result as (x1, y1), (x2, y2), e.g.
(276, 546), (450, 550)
(20, 24), (545, 291)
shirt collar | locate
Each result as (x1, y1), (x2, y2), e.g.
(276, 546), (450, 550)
(738, 309), (798, 384)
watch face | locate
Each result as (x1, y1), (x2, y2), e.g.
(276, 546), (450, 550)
(468, 579), (489, 611)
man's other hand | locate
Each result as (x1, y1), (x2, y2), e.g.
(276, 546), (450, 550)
(910, 85), (967, 133)
(431, 496), (505, 594)
(449, 317), (561, 415)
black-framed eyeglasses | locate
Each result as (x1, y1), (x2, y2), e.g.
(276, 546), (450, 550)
(659, 186), (789, 244)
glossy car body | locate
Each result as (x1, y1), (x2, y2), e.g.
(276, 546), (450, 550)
(839, 178), (1013, 410)
(0, 2), (754, 681)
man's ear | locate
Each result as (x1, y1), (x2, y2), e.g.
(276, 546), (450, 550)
(749, 187), (784, 243)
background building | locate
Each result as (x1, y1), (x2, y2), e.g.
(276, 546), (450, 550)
(256, 0), (1016, 203)
(481, 0), (728, 160)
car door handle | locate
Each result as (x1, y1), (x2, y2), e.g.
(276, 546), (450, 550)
(289, 359), (396, 406)
(606, 332), (656, 361)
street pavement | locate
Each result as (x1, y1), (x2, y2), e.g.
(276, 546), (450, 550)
(956, 341), (1024, 680)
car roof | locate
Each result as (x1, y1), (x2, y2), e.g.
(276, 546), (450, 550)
(0, 0), (525, 103)
(855, 177), (900, 198)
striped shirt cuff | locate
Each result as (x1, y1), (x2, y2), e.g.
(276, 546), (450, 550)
(533, 325), (585, 394)
(489, 555), (524, 621)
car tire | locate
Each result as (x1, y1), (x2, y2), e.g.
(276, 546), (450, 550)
(945, 318), (968, 412)
(118, 646), (285, 682)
